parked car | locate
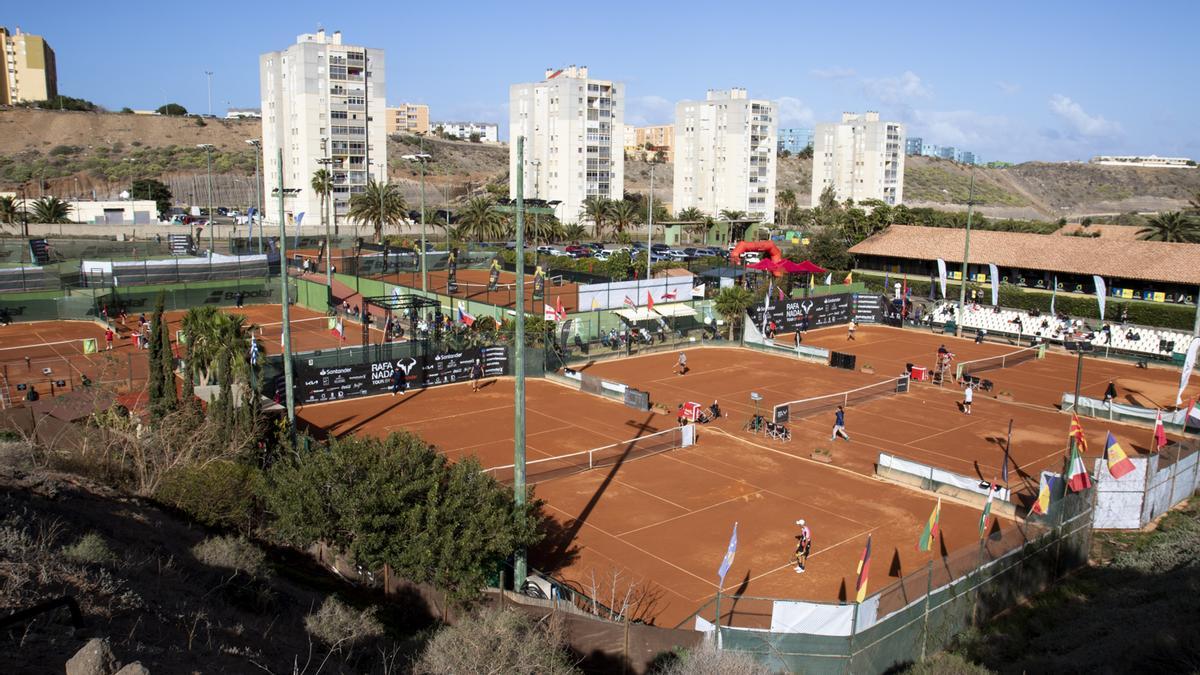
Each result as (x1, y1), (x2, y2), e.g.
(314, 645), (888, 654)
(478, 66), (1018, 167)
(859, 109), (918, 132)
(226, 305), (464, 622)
(582, 242), (605, 252)
(667, 249), (692, 261)
(592, 249), (614, 261)
(564, 244), (592, 258)
(650, 243), (670, 253)
(536, 245), (567, 257)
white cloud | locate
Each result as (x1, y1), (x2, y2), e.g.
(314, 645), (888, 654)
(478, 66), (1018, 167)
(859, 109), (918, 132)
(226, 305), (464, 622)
(1049, 94), (1121, 137)
(625, 95), (673, 127)
(996, 80), (1020, 95)
(908, 109), (1010, 149)
(810, 66), (856, 79)
(776, 96), (815, 127)
(862, 71), (931, 104)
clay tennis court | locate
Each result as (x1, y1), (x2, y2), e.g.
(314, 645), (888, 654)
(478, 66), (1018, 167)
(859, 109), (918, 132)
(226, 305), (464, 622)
(579, 343), (1192, 505)
(295, 374), (1017, 629)
(795, 324), (1195, 410)
(161, 304), (386, 355)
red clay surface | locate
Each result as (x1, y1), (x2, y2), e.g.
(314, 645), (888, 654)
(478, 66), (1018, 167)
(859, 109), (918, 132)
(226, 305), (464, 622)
(295, 375), (1019, 629)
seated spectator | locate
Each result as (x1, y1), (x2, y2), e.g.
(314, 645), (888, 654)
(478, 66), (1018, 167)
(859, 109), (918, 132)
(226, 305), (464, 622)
(710, 400), (722, 419)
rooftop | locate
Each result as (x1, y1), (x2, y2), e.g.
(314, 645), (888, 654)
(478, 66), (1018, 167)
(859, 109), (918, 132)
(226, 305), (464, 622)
(849, 224), (1200, 285)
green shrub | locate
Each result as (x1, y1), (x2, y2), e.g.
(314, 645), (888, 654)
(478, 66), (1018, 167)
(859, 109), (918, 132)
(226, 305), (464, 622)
(62, 532), (116, 565)
(304, 596), (384, 647)
(416, 607), (579, 675)
(156, 461), (264, 531)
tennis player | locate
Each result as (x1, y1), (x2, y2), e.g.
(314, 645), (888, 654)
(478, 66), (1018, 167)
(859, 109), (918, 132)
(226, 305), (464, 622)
(847, 320), (857, 341)
(471, 358), (484, 392)
(674, 351), (688, 375)
(831, 406), (850, 441)
(794, 519), (813, 573)
(962, 383), (974, 415)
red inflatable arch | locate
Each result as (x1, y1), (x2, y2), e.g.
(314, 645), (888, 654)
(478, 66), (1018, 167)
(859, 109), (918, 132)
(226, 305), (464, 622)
(730, 240), (785, 276)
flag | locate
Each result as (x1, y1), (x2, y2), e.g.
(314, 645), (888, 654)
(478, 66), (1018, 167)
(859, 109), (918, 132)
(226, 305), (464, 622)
(936, 258), (947, 298)
(1031, 472), (1061, 515)
(544, 303), (557, 321)
(776, 286), (786, 301)
(623, 295), (636, 309)
(843, 271), (853, 285)
(1177, 339), (1199, 405)
(824, 272), (832, 285)
(717, 522), (738, 586)
(1104, 432), (1135, 479)
(979, 485), (995, 538)
(988, 263), (999, 306)
(82, 338), (98, 354)
(646, 290), (654, 313)
(1093, 275), (1106, 320)
(902, 275), (909, 299)
(249, 338), (259, 366)
(555, 296), (566, 321)
(854, 535), (872, 603)
(457, 302), (476, 327)
(1187, 397), (1200, 432)
(883, 269), (890, 294)
(590, 296), (600, 310)
(1050, 275), (1058, 315)
(1154, 410), (1168, 450)
(1065, 435), (1092, 492)
(1002, 419), (1012, 485)
(663, 290), (678, 300)
(918, 498), (940, 552)
(331, 318), (344, 340)
(1069, 414), (1089, 455)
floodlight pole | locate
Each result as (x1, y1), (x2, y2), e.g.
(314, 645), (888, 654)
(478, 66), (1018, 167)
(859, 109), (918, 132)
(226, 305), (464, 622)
(513, 137), (528, 588)
(200, 144), (215, 254)
(247, 139), (263, 254)
(954, 168), (976, 337)
(277, 148), (296, 427)
(647, 165), (655, 280)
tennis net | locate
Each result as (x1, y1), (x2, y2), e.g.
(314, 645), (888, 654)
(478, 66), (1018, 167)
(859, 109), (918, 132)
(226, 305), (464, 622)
(483, 426), (691, 484)
(448, 275), (567, 296)
(954, 344), (1045, 381)
(772, 376), (910, 423)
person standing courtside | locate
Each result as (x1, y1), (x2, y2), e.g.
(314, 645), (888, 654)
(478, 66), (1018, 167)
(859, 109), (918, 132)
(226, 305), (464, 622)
(831, 406), (850, 441)
(794, 519), (813, 573)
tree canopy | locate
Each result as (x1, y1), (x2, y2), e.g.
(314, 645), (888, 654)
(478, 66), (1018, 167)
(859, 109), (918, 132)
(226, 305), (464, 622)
(156, 103), (188, 116)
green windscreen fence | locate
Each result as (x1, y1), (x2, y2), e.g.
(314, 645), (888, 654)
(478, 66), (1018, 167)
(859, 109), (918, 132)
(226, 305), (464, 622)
(0, 278), (294, 322)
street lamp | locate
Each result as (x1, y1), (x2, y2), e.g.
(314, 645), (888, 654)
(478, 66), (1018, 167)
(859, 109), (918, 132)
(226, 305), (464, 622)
(401, 152), (432, 292)
(954, 168), (977, 337)
(197, 144), (216, 254)
(245, 139), (264, 254)
(204, 70), (213, 117)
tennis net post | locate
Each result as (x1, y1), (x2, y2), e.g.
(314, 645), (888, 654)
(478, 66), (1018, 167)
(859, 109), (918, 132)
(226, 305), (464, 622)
(484, 426), (690, 484)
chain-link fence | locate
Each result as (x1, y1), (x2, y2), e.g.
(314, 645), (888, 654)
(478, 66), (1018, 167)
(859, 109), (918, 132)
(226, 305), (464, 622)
(702, 487), (1094, 673)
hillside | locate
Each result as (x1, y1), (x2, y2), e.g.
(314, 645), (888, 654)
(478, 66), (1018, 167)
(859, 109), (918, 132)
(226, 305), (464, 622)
(1, 108), (1198, 219)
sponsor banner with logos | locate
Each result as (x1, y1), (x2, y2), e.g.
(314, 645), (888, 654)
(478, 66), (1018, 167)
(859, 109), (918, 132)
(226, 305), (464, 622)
(752, 293), (902, 333)
(295, 346), (508, 404)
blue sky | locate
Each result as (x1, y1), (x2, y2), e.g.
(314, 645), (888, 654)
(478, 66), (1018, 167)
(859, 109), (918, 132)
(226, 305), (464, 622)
(10, 0), (1199, 163)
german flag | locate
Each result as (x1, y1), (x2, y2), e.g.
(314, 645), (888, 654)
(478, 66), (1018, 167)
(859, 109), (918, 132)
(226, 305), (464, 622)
(855, 535), (872, 603)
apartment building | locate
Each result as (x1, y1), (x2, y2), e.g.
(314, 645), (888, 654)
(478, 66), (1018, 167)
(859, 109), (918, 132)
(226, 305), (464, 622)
(778, 127), (813, 155)
(811, 111), (904, 206)
(435, 121), (498, 143)
(1091, 155), (1196, 168)
(673, 88), (777, 223)
(1, 26), (57, 105)
(510, 65), (624, 224)
(260, 29), (386, 229)
(905, 137), (923, 156)
(386, 103), (429, 135)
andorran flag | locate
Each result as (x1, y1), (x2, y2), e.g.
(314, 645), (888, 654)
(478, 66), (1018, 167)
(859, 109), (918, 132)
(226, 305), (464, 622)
(854, 535), (872, 603)
(918, 498), (941, 552)
(1104, 432), (1135, 479)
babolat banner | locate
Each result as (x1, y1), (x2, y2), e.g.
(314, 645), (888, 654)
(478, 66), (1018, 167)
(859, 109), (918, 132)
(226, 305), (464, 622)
(294, 345), (508, 404)
(752, 293), (853, 332)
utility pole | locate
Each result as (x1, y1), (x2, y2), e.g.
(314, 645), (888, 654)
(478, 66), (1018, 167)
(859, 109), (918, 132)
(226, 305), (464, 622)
(246, 139), (263, 254)
(199, 144), (215, 254)
(401, 151), (433, 291)
(205, 71), (213, 117)
(647, 165), (655, 280)
(513, 136), (528, 589)
(276, 148), (296, 427)
(955, 168), (976, 337)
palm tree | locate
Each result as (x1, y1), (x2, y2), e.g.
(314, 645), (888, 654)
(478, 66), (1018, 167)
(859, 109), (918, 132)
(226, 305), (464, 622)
(581, 196), (611, 238)
(1187, 191), (1200, 214)
(457, 196), (506, 242)
(719, 209), (747, 223)
(562, 223), (588, 243)
(347, 179), (408, 242)
(310, 169), (333, 273)
(676, 207), (707, 244)
(1136, 211), (1200, 243)
(777, 189), (797, 228)
(609, 199), (639, 235)
(181, 307), (254, 387)
(526, 212), (564, 245)
(0, 196), (18, 231)
(31, 196), (72, 224)
(713, 286), (755, 339)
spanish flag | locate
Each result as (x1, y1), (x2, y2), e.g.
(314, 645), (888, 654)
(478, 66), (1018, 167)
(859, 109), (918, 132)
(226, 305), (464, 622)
(918, 498), (940, 552)
(854, 535), (872, 603)
(1104, 432), (1135, 479)
(844, 271), (854, 285)
(1069, 414), (1089, 455)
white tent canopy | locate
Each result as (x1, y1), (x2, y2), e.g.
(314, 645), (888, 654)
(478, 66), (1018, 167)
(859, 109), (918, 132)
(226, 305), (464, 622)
(613, 303), (697, 322)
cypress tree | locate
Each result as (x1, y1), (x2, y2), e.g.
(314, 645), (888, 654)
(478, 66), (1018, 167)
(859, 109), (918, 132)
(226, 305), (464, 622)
(158, 302), (177, 411)
(148, 293), (166, 417)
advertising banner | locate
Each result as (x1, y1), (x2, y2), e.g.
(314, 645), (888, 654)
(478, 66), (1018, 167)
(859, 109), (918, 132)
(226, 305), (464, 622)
(295, 346), (508, 404)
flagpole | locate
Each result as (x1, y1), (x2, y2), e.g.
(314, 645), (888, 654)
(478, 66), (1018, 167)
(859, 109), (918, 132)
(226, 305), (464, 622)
(1004, 419), (1013, 493)
(713, 590), (722, 648)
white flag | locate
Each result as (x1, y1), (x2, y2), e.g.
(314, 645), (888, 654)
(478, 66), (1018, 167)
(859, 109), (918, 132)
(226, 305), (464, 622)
(1178, 339), (1200, 405)
(824, 272), (832, 286)
(936, 258), (948, 299)
(988, 263), (999, 306)
(1093, 275), (1106, 320)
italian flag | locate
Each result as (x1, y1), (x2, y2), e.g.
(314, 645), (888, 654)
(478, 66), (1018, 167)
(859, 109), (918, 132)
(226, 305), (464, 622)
(978, 485), (995, 538)
(918, 498), (940, 552)
(1065, 436), (1093, 492)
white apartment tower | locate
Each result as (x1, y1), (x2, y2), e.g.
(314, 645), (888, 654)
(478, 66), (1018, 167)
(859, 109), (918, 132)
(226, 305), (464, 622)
(510, 66), (624, 224)
(811, 112), (905, 207)
(260, 30), (387, 228)
(673, 88), (777, 223)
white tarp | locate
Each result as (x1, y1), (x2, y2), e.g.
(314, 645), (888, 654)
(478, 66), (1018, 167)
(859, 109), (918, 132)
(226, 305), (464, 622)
(613, 303), (697, 322)
(769, 600), (857, 635)
(1064, 393), (1200, 428)
(879, 452), (1011, 501)
(1091, 456), (1150, 529)
(83, 254), (268, 271)
(579, 276), (695, 311)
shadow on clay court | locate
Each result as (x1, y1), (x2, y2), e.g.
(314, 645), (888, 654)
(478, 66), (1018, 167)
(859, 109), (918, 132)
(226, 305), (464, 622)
(549, 412), (661, 564)
(313, 388), (429, 438)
